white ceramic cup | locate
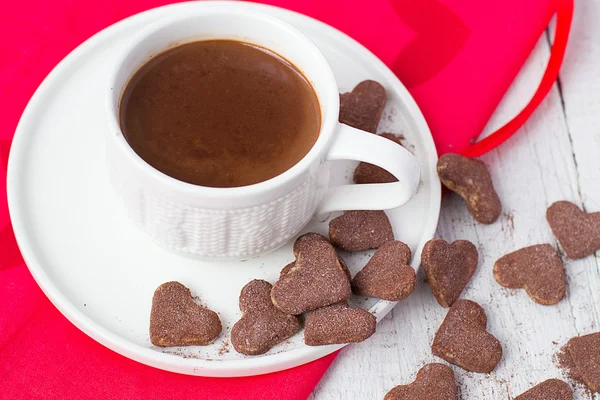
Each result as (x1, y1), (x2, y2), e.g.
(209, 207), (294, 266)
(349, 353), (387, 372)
(105, 3), (420, 259)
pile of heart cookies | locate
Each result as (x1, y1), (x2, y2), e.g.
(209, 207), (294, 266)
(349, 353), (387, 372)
(150, 226), (414, 353)
(146, 80), (600, 398)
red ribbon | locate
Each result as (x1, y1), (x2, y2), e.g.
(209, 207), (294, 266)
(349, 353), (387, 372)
(462, 0), (573, 157)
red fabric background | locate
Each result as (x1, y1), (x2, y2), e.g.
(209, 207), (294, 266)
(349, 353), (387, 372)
(0, 0), (555, 398)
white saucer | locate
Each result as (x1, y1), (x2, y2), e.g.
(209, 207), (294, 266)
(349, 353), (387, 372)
(7, 1), (440, 377)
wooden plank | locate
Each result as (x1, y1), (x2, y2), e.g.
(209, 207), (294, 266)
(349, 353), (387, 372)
(552, 0), (600, 336)
(311, 14), (600, 398)
(549, 2), (600, 398)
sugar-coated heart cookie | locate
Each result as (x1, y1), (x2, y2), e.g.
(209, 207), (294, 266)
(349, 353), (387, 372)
(432, 300), (502, 373)
(514, 379), (572, 400)
(304, 302), (376, 346)
(288, 233), (351, 281)
(384, 363), (457, 400)
(494, 244), (566, 305)
(271, 234), (351, 315)
(546, 201), (600, 259)
(437, 153), (501, 224)
(281, 258), (351, 282)
(351, 241), (416, 301)
(354, 133), (404, 184)
(329, 210), (394, 252)
(422, 238), (478, 307)
(558, 332), (600, 393)
(339, 80), (387, 133)
(231, 280), (301, 355)
(292, 232), (330, 255)
(150, 281), (221, 347)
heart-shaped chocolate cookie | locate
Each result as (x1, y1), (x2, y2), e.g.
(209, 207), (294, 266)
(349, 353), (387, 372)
(304, 302), (376, 346)
(290, 233), (352, 281)
(432, 300), (502, 373)
(339, 80), (387, 133)
(559, 332), (600, 393)
(494, 244), (566, 305)
(354, 133), (404, 184)
(149, 281), (221, 347)
(422, 238), (478, 307)
(329, 210), (394, 252)
(514, 379), (572, 400)
(384, 363), (457, 400)
(293, 232), (330, 255)
(231, 280), (301, 355)
(546, 201), (600, 259)
(437, 153), (501, 224)
(351, 241), (416, 301)
(271, 233), (351, 315)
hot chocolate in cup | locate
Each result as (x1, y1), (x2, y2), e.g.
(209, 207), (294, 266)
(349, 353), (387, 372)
(106, 3), (420, 259)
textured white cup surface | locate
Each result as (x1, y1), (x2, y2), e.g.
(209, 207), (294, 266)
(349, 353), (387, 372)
(105, 4), (419, 259)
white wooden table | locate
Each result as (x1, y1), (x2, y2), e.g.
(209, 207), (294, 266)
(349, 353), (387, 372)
(310, 2), (600, 399)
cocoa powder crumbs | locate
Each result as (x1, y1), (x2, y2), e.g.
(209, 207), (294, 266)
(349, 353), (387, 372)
(432, 300), (502, 373)
(217, 341), (230, 356)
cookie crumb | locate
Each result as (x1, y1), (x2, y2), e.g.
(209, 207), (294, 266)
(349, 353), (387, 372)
(514, 379), (572, 400)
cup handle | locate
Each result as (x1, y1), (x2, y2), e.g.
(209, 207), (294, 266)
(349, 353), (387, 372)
(317, 123), (421, 214)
